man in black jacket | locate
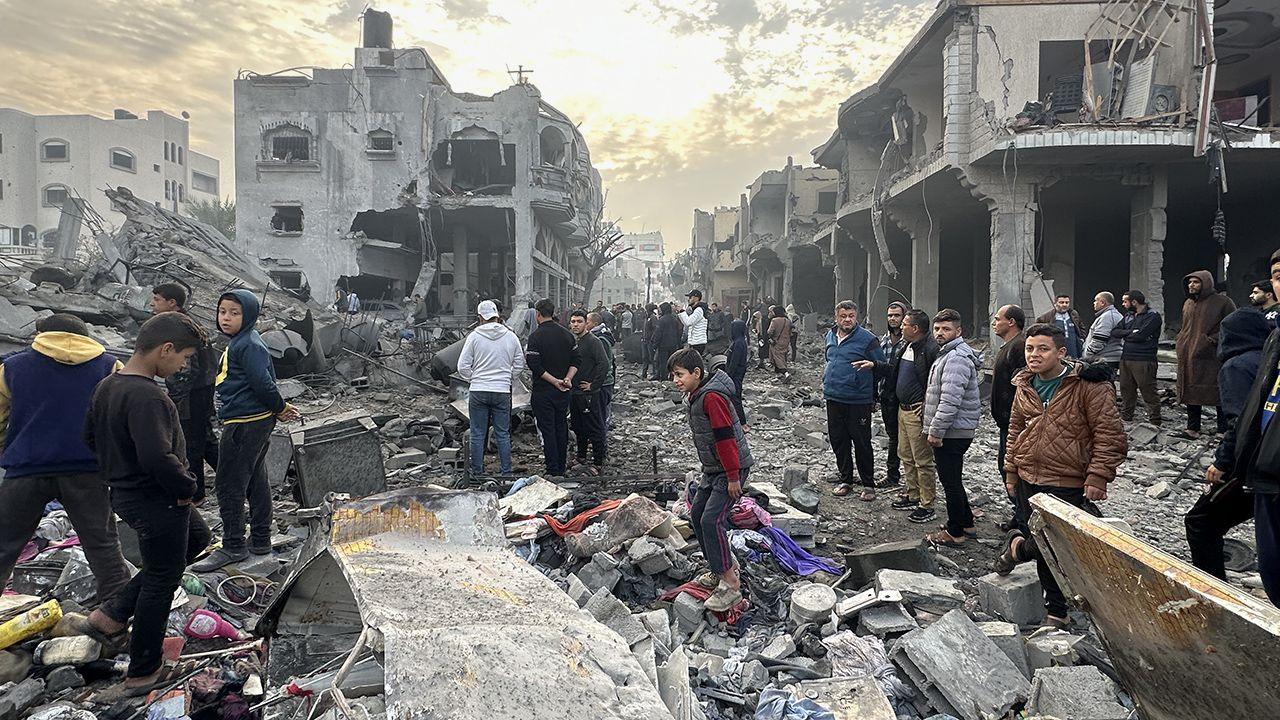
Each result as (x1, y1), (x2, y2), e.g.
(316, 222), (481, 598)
(876, 301), (910, 487)
(569, 310), (608, 473)
(1224, 249), (1280, 606)
(1111, 290), (1163, 424)
(525, 300), (580, 477)
(151, 283), (218, 502)
(990, 304), (1027, 531)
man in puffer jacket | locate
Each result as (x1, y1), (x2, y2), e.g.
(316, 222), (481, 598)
(997, 323), (1126, 627)
(922, 309), (983, 545)
(1188, 307), (1271, 581)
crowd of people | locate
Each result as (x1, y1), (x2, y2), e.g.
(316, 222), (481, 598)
(4, 258), (1280, 697)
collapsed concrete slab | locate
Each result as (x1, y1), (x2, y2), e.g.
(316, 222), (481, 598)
(258, 488), (674, 720)
(1028, 666), (1129, 720)
(1029, 494), (1280, 720)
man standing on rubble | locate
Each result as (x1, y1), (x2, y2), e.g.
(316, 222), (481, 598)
(1082, 292), (1124, 375)
(991, 304), (1027, 532)
(1112, 290), (1163, 424)
(997, 323), (1126, 627)
(569, 310), (608, 475)
(1037, 294), (1086, 358)
(346, 290), (361, 315)
(922, 309), (982, 546)
(877, 301), (910, 487)
(681, 289), (709, 353)
(0, 314), (131, 605)
(151, 283), (218, 503)
(526, 300), (579, 477)
(824, 300), (884, 500)
(1176, 271), (1235, 439)
(588, 312), (616, 429)
(458, 300), (525, 477)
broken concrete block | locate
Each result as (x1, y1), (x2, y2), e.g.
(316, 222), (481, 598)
(757, 403), (788, 420)
(565, 494), (671, 557)
(638, 609), (673, 652)
(781, 465), (810, 492)
(976, 564), (1045, 626)
(846, 540), (937, 588)
(575, 562), (620, 594)
(672, 592), (705, 634)
(977, 621), (1030, 680)
(657, 645), (696, 720)
(788, 485), (821, 514)
(700, 631), (736, 658)
(691, 651), (725, 677)
(565, 574), (591, 607)
(628, 537), (673, 575)
(43, 665), (84, 693)
(790, 582), (837, 624)
(584, 588), (650, 647)
(792, 677), (895, 720)
(890, 610), (1031, 720)
(1028, 666), (1128, 720)
(805, 432), (827, 449)
(1145, 481), (1172, 499)
(759, 634), (796, 661)
(386, 450), (428, 470)
(1025, 632), (1084, 671)
(0, 678), (45, 719)
(875, 569), (964, 615)
(856, 602), (918, 638)
(740, 660), (769, 691)
(498, 476), (568, 519)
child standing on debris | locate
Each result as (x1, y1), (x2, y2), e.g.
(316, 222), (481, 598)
(670, 348), (753, 611)
(81, 312), (212, 697)
(192, 289), (299, 572)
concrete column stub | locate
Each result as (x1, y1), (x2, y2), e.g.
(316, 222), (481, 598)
(452, 224), (469, 316)
(1129, 166), (1167, 320)
(886, 203), (941, 316)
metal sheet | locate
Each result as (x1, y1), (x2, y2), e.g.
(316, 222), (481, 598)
(1029, 495), (1280, 720)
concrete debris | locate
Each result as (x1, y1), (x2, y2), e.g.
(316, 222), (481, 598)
(1028, 666), (1129, 720)
(856, 602), (918, 638)
(875, 569), (965, 615)
(791, 677), (895, 720)
(977, 621), (1031, 679)
(1025, 631), (1085, 670)
(976, 563), (1046, 626)
(845, 539), (937, 589)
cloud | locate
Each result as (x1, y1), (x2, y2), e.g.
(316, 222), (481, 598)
(0, 0), (932, 255)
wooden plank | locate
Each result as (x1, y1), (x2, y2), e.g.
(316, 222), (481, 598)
(1028, 495), (1280, 720)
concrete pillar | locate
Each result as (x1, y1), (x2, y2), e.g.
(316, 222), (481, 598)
(1129, 166), (1167, 320)
(452, 225), (469, 316)
(988, 193), (1037, 343)
(477, 247), (492, 301)
(867, 246), (885, 317)
(834, 229), (864, 305)
(513, 212), (535, 308)
(888, 205), (940, 316)
(782, 253), (795, 309)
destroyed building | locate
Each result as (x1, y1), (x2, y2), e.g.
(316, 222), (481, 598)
(675, 160), (839, 313)
(234, 10), (603, 315)
(805, 0), (1280, 339)
(0, 107), (220, 257)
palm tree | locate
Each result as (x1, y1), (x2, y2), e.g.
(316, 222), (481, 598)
(187, 197), (236, 241)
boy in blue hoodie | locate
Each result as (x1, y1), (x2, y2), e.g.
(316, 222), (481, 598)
(192, 289), (299, 571)
(0, 314), (130, 603)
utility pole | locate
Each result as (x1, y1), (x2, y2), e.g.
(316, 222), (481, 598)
(646, 265), (652, 305)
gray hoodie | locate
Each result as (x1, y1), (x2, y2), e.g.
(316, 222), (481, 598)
(924, 336), (983, 439)
(458, 321), (526, 394)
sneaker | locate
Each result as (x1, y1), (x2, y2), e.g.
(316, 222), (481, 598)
(189, 548), (248, 573)
(907, 507), (937, 524)
(694, 571), (718, 589)
(891, 496), (917, 510)
(704, 582), (743, 612)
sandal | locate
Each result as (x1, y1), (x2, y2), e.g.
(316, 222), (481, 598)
(941, 523), (977, 538)
(95, 661), (199, 702)
(858, 488), (876, 502)
(832, 483), (853, 497)
(925, 529), (966, 547)
(67, 612), (129, 656)
(993, 530), (1025, 575)
(1042, 615), (1070, 631)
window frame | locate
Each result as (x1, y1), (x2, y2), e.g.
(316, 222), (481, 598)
(40, 139), (70, 162)
(108, 147), (137, 173)
(42, 184), (69, 208)
(191, 171), (218, 195)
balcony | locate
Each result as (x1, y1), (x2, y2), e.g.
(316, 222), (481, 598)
(530, 165), (575, 226)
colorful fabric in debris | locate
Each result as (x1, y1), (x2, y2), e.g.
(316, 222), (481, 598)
(729, 496), (772, 529)
(658, 580), (749, 624)
(758, 526), (841, 576)
(540, 499), (622, 536)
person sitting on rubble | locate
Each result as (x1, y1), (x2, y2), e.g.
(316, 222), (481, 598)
(151, 283), (219, 503)
(569, 309), (609, 475)
(458, 299), (526, 477)
(0, 314), (131, 607)
(80, 312), (213, 698)
(670, 348), (753, 612)
(996, 323), (1126, 628)
(191, 290), (300, 572)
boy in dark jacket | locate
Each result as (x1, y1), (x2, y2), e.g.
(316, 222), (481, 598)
(0, 314), (129, 604)
(80, 312), (213, 697)
(151, 283), (218, 502)
(725, 320), (750, 427)
(192, 289), (299, 571)
(671, 348), (752, 612)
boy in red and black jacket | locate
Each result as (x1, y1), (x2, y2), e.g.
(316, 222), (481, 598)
(670, 348), (753, 612)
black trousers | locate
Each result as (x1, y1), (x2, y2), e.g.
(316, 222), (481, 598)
(215, 417), (276, 554)
(1256, 492), (1280, 606)
(181, 385), (219, 503)
(103, 491), (210, 678)
(826, 400), (875, 486)
(997, 421), (1016, 517)
(1185, 479), (1255, 580)
(934, 438), (974, 536)
(691, 469), (749, 575)
(653, 345), (679, 380)
(1187, 405), (1228, 433)
(0, 472), (130, 603)
(571, 391), (606, 467)
(729, 371), (748, 426)
(531, 390), (570, 476)
(640, 339), (654, 379)
(1014, 480), (1099, 619)
(881, 401), (900, 482)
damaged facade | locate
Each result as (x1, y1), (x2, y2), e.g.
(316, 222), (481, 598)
(674, 159), (839, 313)
(234, 11), (603, 316)
(810, 0), (1280, 339)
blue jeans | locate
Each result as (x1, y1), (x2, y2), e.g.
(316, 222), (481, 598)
(469, 391), (512, 475)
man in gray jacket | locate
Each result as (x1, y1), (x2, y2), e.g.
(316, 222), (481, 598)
(923, 308), (983, 546)
(1083, 292), (1124, 374)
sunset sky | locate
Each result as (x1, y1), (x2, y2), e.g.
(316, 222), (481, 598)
(0, 0), (932, 256)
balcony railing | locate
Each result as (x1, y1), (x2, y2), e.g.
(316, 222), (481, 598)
(531, 165), (569, 192)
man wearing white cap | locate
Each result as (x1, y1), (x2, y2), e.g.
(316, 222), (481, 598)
(458, 299), (526, 475)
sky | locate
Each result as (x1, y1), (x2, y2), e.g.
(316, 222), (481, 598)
(0, 0), (932, 258)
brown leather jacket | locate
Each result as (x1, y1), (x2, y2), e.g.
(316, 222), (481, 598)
(1004, 361), (1127, 490)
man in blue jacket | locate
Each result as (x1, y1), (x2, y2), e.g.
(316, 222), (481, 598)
(823, 300), (885, 500)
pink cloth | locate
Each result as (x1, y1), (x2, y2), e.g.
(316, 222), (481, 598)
(729, 497), (772, 530)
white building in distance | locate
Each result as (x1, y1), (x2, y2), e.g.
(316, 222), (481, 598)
(0, 107), (220, 256)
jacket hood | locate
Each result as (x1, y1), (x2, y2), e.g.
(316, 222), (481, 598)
(940, 336), (982, 368)
(31, 331), (108, 365)
(591, 324), (614, 340)
(731, 320), (748, 340)
(219, 289), (261, 336)
(1218, 308), (1271, 361)
(473, 321), (513, 342)
(1184, 270), (1217, 300)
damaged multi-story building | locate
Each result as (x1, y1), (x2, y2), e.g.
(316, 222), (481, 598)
(811, 0), (1280, 339)
(234, 10), (602, 315)
(675, 160), (839, 313)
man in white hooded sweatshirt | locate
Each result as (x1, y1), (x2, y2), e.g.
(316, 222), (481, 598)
(458, 300), (526, 475)
(681, 289), (709, 353)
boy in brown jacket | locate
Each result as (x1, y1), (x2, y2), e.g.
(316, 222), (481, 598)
(996, 323), (1127, 627)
